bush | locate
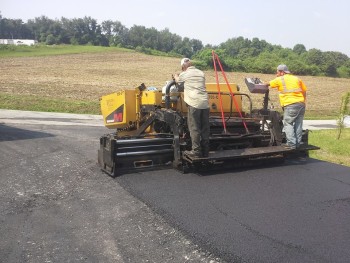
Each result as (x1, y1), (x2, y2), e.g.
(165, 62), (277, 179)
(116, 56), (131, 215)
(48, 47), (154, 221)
(337, 66), (350, 78)
(46, 34), (56, 45)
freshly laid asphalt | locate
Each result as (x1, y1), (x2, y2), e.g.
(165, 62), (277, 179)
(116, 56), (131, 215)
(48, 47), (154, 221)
(117, 161), (350, 263)
(1, 109), (350, 263)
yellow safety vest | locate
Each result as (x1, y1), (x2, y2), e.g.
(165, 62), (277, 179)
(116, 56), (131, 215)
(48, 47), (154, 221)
(269, 74), (307, 107)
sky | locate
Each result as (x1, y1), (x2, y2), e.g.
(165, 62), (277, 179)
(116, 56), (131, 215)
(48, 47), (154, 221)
(1, 0), (350, 56)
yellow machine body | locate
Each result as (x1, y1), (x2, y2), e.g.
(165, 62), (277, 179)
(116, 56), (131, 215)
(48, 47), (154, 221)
(100, 83), (242, 129)
(205, 83), (242, 114)
(100, 90), (138, 129)
(170, 83), (242, 114)
(98, 78), (319, 176)
(140, 90), (163, 105)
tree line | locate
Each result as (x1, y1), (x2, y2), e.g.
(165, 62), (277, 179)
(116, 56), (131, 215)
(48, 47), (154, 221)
(1, 13), (350, 78)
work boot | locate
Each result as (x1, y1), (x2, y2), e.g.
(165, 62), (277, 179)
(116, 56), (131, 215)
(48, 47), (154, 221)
(281, 143), (296, 150)
(184, 150), (202, 158)
(297, 143), (306, 149)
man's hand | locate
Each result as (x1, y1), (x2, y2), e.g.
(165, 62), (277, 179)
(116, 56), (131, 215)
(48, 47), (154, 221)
(173, 73), (179, 83)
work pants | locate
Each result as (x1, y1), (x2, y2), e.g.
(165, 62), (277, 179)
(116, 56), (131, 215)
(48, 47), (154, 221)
(187, 106), (210, 156)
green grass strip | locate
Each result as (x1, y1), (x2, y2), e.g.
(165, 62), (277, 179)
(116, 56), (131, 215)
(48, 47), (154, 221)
(0, 44), (132, 58)
(0, 93), (100, 114)
(309, 128), (350, 167)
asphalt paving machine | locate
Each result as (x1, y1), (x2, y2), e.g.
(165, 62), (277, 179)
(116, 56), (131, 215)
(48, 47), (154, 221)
(97, 77), (319, 176)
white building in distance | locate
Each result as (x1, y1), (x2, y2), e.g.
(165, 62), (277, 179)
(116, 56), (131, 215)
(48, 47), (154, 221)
(0, 39), (38, 46)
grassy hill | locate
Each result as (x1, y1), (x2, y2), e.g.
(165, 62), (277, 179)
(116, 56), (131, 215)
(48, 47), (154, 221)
(1, 45), (349, 118)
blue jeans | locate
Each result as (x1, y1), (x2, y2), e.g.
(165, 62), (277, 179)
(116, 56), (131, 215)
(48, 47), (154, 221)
(283, 103), (305, 148)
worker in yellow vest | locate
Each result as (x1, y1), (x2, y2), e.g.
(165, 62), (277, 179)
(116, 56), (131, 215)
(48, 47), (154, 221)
(266, 64), (307, 149)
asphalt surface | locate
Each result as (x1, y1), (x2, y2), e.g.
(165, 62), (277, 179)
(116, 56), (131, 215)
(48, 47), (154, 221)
(0, 116), (221, 263)
(118, 161), (350, 263)
(1, 110), (350, 263)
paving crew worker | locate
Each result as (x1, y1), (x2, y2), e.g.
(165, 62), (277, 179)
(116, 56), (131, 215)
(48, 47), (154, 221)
(174, 58), (210, 158)
(266, 64), (307, 149)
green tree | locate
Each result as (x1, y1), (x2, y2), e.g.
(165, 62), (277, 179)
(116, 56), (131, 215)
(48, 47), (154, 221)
(190, 39), (203, 55)
(104, 20), (129, 46)
(27, 16), (55, 41)
(173, 37), (192, 57)
(293, 44), (307, 55)
(45, 34), (56, 45)
(158, 28), (174, 52)
(304, 48), (324, 65)
(337, 92), (350, 139)
(192, 48), (214, 68)
(143, 27), (160, 50)
(0, 17), (32, 39)
(249, 51), (279, 73)
(128, 25), (146, 48)
(337, 60), (350, 78)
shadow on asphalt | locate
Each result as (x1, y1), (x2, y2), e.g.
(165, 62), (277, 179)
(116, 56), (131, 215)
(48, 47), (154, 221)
(108, 156), (325, 178)
(186, 156), (324, 177)
(0, 124), (55, 142)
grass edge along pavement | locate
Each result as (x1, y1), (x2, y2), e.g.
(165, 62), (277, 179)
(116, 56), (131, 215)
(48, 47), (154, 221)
(0, 92), (100, 114)
(308, 128), (350, 167)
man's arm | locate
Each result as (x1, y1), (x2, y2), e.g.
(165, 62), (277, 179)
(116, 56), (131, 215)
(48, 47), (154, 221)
(173, 73), (180, 83)
(173, 73), (185, 90)
(263, 81), (270, 86)
(299, 79), (307, 100)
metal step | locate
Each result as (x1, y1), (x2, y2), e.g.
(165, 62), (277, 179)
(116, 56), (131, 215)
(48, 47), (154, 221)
(183, 145), (320, 163)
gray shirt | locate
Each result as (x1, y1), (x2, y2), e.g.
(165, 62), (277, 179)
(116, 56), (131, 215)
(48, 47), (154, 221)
(178, 66), (209, 109)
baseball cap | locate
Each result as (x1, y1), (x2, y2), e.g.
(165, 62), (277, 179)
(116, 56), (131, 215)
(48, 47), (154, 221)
(180, 58), (190, 66)
(277, 64), (290, 73)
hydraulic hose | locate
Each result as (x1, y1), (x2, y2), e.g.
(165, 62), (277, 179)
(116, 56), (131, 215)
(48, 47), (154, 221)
(165, 79), (176, 109)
